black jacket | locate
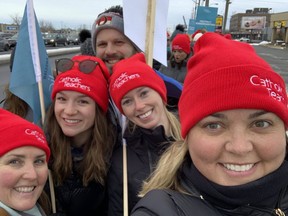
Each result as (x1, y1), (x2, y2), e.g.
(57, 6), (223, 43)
(131, 158), (288, 216)
(107, 125), (172, 216)
(46, 150), (107, 216)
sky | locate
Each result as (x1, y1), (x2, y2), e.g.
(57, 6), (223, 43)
(0, 0), (288, 33)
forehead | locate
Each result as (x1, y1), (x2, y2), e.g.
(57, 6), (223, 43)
(96, 28), (127, 42)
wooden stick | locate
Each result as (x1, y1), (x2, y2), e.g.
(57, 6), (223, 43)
(145, 0), (156, 67)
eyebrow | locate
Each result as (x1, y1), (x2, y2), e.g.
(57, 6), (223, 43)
(6, 154), (46, 159)
(210, 110), (268, 119)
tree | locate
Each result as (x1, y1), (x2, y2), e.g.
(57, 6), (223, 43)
(10, 14), (22, 26)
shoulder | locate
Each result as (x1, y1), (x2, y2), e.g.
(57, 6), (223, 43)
(131, 189), (181, 215)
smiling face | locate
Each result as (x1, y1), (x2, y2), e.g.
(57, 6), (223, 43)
(187, 109), (286, 186)
(95, 28), (138, 73)
(121, 87), (169, 130)
(54, 91), (96, 145)
(0, 146), (48, 211)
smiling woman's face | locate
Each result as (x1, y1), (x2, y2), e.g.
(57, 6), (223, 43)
(187, 109), (286, 186)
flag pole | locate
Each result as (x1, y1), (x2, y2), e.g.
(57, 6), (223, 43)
(27, 0), (46, 125)
(145, 0), (156, 67)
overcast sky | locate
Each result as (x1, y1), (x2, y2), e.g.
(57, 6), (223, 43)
(0, 0), (288, 32)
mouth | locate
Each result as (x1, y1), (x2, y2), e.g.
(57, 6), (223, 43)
(64, 118), (80, 124)
(14, 186), (35, 193)
(223, 163), (254, 172)
(138, 110), (152, 119)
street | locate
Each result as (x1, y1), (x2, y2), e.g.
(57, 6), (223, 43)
(253, 45), (288, 86)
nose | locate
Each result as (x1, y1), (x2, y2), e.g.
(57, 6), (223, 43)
(225, 129), (253, 155)
(134, 98), (145, 111)
(105, 43), (116, 55)
(23, 163), (37, 180)
(64, 102), (77, 115)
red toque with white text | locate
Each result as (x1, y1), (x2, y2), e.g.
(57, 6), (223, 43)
(172, 34), (191, 55)
(0, 109), (50, 161)
(109, 53), (167, 113)
(52, 55), (109, 112)
(179, 32), (288, 138)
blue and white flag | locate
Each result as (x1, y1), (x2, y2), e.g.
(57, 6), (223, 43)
(9, 0), (54, 125)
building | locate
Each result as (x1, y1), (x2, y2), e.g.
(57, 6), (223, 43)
(229, 8), (271, 41)
(229, 8), (288, 44)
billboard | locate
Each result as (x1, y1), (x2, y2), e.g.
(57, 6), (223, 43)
(241, 16), (266, 29)
(195, 6), (218, 32)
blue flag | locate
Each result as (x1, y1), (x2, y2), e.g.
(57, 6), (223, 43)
(9, 0), (54, 125)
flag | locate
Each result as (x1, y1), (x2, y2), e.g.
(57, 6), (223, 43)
(9, 0), (54, 125)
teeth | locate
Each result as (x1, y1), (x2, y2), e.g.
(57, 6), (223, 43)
(224, 164), (253, 172)
(15, 187), (34, 193)
(139, 110), (152, 119)
(65, 119), (79, 123)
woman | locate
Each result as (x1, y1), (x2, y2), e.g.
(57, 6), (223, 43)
(0, 108), (50, 216)
(131, 32), (288, 215)
(159, 33), (191, 83)
(107, 53), (182, 216)
(44, 55), (115, 216)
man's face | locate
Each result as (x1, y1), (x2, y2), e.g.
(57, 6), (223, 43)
(95, 28), (138, 73)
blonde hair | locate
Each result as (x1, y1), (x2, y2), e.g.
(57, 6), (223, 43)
(139, 139), (189, 197)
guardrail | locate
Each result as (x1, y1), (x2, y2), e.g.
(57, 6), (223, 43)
(0, 47), (80, 65)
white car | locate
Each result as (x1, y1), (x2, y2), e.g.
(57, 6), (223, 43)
(239, 37), (250, 43)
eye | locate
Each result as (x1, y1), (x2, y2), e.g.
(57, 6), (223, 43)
(34, 158), (46, 166)
(140, 90), (149, 98)
(121, 98), (132, 106)
(56, 96), (66, 102)
(8, 159), (23, 166)
(205, 122), (222, 130)
(96, 42), (107, 48)
(78, 99), (89, 105)
(253, 120), (271, 128)
(115, 40), (125, 46)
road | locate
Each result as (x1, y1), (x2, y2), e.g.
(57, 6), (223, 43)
(253, 45), (288, 86)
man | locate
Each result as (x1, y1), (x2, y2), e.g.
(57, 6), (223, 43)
(91, 5), (182, 108)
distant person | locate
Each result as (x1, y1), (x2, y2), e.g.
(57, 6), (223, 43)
(159, 34), (191, 83)
(1, 43), (33, 122)
(170, 24), (185, 42)
(131, 32), (288, 216)
(79, 29), (94, 56)
(107, 53), (182, 216)
(44, 55), (115, 216)
(0, 108), (51, 216)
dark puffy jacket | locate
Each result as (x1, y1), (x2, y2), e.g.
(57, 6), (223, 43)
(107, 126), (173, 216)
(46, 161), (107, 216)
(131, 159), (288, 216)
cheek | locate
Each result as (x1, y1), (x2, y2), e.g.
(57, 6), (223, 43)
(187, 131), (221, 163)
(37, 168), (49, 186)
(0, 169), (19, 190)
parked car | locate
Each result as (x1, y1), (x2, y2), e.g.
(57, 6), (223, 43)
(7, 33), (18, 49)
(67, 35), (79, 45)
(43, 33), (68, 47)
(0, 38), (10, 51)
(239, 37), (250, 43)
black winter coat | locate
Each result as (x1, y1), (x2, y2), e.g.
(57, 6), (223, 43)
(107, 126), (173, 216)
(46, 150), (107, 216)
(131, 158), (288, 216)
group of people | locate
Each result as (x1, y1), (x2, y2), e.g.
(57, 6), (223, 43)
(1, 4), (288, 216)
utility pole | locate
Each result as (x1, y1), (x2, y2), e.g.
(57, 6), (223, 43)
(205, 0), (209, 7)
(223, 0), (231, 33)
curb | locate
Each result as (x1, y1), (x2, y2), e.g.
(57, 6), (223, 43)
(0, 47), (80, 65)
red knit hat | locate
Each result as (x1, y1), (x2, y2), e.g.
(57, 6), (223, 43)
(0, 109), (50, 161)
(52, 55), (109, 112)
(172, 34), (191, 55)
(109, 53), (167, 113)
(179, 32), (288, 138)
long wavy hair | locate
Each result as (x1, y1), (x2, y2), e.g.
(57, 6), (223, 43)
(44, 101), (115, 186)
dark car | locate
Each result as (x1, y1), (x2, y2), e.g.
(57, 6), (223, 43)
(0, 33), (14, 51)
(67, 34), (79, 45)
(43, 33), (68, 47)
(7, 33), (18, 49)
